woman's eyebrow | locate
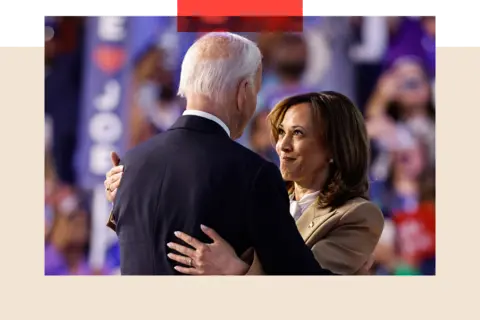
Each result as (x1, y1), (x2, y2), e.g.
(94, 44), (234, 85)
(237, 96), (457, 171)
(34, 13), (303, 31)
(291, 125), (306, 131)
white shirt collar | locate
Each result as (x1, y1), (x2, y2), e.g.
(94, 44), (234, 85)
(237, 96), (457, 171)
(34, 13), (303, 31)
(183, 110), (230, 137)
(289, 191), (320, 220)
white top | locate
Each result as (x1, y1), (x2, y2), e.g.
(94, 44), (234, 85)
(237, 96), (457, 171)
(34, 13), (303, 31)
(183, 110), (230, 137)
(289, 191), (320, 221)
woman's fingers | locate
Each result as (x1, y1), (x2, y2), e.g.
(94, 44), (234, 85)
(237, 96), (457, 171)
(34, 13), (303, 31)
(111, 151), (121, 166)
(200, 225), (224, 243)
(167, 241), (196, 257)
(167, 252), (194, 267)
(174, 266), (202, 275)
(168, 252), (205, 275)
(105, 172), (122, 191)
(109, 173), (123, 191)
(106, 165), (124, 179)
(174, 231), (208, 250)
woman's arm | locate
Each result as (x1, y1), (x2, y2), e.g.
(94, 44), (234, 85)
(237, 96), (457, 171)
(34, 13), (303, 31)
(310, 202), (384, 275)
(167, 225), (251, 275)
(364, 71), (398, 119)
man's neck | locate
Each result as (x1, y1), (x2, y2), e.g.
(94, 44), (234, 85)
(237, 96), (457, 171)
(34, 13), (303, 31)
(185, 95), (236, 138)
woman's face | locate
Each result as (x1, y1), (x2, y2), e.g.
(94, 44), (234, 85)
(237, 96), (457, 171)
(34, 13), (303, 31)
(275, 103), (329, 182)
(394, 61), (431, 109)
(393, 142), (425, 180)
(68, 211), (89, 247)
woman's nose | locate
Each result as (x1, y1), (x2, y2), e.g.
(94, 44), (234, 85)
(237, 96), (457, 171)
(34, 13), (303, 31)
(280, 135), (293, 152)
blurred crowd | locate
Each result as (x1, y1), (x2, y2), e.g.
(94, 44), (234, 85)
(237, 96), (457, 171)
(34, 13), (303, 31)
(45, 16), (435, 276)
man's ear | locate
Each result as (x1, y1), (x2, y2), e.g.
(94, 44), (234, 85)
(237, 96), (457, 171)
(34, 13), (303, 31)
(236, 78), (249, 111)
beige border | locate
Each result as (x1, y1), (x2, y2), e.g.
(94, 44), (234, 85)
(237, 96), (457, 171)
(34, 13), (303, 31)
(1, 46), (477, 317)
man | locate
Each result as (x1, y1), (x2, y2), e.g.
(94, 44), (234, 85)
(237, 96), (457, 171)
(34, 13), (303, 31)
(108, 32), (334, 275)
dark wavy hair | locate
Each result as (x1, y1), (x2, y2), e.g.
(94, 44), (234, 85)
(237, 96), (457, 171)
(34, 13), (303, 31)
(268, 91), (370, 209)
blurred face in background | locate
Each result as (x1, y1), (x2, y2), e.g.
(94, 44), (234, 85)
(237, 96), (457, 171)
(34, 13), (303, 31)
(50, 187), (89, 252)
(250, 111), (272, 151)
(275, 103), (329, 182)
(392, 141), (426, 180)
(67, 211), (89, 248)
(256, 33), (282, 70)
(272, 34), (307, 82)
(136, 47), (165, 81)
(393, 60), (431, 111)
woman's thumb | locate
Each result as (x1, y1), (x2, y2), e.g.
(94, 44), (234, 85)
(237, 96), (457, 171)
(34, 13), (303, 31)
(111, 151), (121, 166)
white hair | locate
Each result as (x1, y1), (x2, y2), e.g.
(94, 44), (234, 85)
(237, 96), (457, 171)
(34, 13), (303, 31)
(178, 32), (262, 104)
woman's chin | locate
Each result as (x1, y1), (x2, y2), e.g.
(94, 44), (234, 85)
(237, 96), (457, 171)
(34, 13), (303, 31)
(280, 169), (297, 182)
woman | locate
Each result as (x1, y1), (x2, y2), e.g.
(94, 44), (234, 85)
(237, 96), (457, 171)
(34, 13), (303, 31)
(105, 92), (384, 275)
(369, 129), (435, 275)
(366, 58), (435, 166)
(45, 186), (113, 275)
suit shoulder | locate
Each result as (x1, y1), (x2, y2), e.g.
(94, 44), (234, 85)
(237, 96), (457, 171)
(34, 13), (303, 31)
(337, 198), (384, 229)
(229, 140), (272, 168)
(122, 134), (166, 165)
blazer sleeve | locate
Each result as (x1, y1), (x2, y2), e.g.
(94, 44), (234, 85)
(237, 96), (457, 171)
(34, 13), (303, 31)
(111, 151), (160, 275)
(247, 162), (335, 275)
(310, 202), (384, 275)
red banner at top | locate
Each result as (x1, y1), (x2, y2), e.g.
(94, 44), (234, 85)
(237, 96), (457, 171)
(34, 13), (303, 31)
(178, 0), (303, 17)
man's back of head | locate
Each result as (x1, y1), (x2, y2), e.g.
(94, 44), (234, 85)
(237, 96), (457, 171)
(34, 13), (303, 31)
(178, 32), (263, 139)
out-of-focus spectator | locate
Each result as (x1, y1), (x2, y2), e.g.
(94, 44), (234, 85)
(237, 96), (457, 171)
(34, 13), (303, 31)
(384, 17), (435, 80)
(249, 111), (279, 166)
(139, 74), (185, 134)
(366, 58), (435, 169)
(369, 129), (435, 275)
(128, 46), (164, 147)
(45, 186), (114, 275)
(258, 33), (317, 112)
(130, 46), (186, 147)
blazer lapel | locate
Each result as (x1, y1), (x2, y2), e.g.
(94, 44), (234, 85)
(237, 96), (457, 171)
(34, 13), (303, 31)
(296, 203), (336, 243)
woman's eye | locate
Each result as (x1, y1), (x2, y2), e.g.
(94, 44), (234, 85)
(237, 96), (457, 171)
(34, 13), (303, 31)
(278, 128), (285, 135)
(294, 130), (303, 136)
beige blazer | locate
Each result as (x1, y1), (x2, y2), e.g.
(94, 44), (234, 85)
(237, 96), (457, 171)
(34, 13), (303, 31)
(244, 197), (384, 275)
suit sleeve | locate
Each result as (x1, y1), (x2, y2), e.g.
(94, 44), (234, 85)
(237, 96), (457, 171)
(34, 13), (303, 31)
(111, 151), (158, 274)
(310, 202), (384, 274)
(247, 162), (335, 275)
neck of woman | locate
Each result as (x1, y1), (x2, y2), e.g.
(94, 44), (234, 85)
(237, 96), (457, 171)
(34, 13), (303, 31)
(293, 168), (328, 201)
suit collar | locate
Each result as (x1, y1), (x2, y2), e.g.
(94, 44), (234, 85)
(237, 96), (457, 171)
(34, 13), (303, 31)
(169, 114), (231, 138)
(296, 202), (336, 243)
(295, 197), (368, 244)
(182, 110), (230, 137)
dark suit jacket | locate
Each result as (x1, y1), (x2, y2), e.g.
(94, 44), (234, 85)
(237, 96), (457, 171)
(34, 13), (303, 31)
(111, 115), (335, 275)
